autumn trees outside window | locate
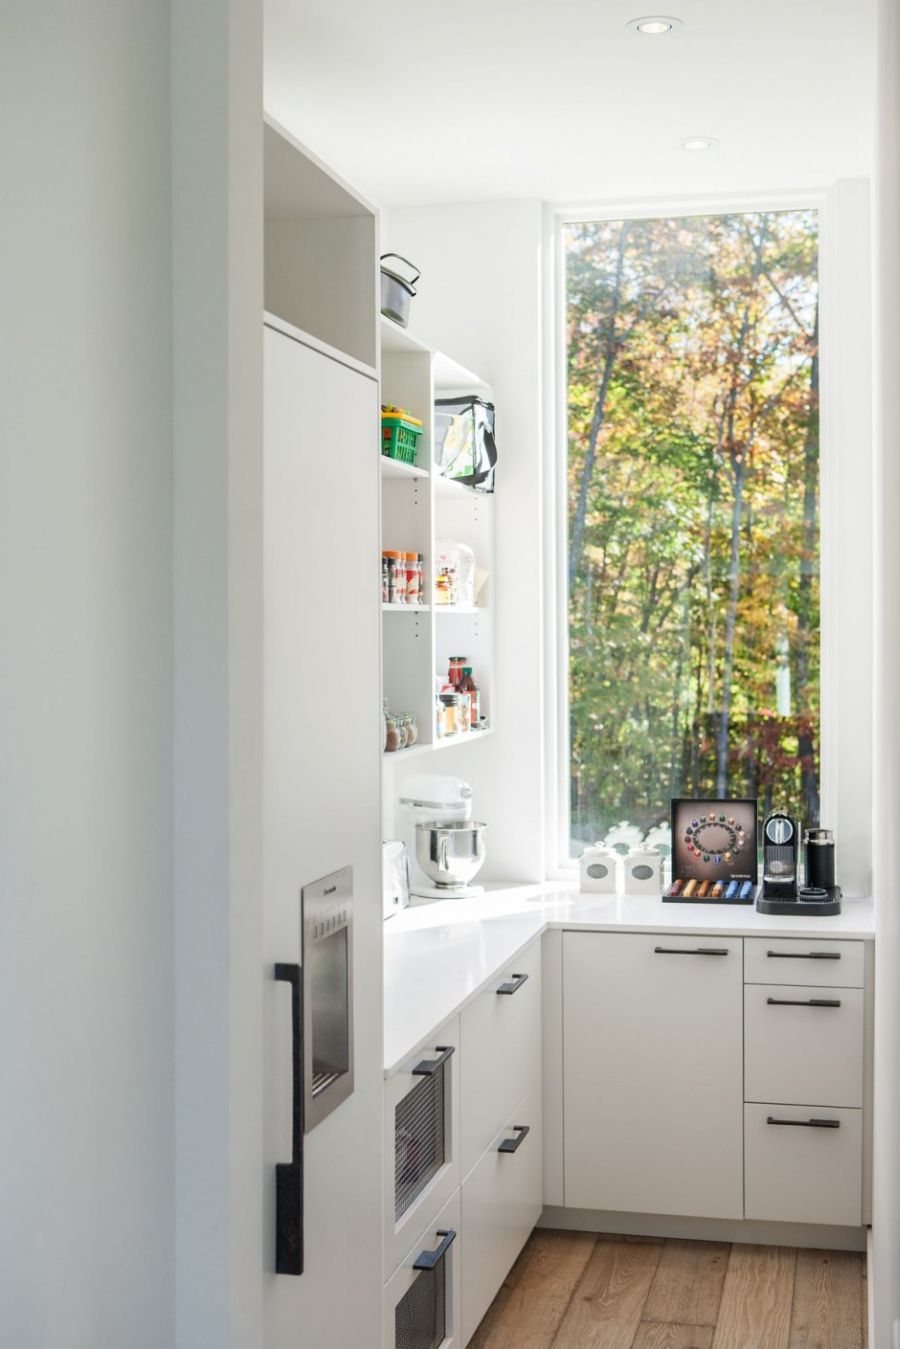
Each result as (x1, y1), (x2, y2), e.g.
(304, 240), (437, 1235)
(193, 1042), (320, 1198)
(566, 210), (820, 858)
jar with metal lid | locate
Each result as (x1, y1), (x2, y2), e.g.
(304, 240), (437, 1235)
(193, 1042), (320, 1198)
(439, 692), (463, 737)
(384, 710), (400, 752)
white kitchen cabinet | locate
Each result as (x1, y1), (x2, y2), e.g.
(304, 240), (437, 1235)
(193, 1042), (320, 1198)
(384, 1016), (461, 1280)
(384, 1189), (463, 1349)
(459, 938), (541, 1178)
(461, 1077), (543, 1346)
(745, 983), (864, 1107)
(744, 1103), (862, 1226)
(744, 937), (865, 988)
(563, 932), (743, 1219)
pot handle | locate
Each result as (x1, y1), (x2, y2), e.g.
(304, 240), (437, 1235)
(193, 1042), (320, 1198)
(380, 253), (420, 289)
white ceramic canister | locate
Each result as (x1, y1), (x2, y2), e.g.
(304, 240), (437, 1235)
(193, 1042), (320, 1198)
(623, 846), (663, 895)
(579, 844), (620, 893)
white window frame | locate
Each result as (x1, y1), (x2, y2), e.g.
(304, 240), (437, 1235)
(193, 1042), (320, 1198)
(543, 190), (844, 877)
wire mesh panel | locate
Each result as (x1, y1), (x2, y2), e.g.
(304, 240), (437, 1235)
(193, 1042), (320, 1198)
(395, 1267), (446, 1349)
(395, 1067), (446, 1221)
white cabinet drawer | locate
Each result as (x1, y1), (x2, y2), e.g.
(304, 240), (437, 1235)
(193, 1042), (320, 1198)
(745, 984), (864, 1107)
(745, 1103), (862, 1226)
(460, 938), (541, 1179)
(744, 938), (864, 987)
(384, 1189), (462, 1349)
(385, 1016), (461, 1280)
(461, 1078), (543, 1346)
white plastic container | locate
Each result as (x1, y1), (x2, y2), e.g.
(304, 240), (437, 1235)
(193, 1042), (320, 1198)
(579, 845), (620, 894)
(623, 847), (663, 895)
(435, 538), (476, 608)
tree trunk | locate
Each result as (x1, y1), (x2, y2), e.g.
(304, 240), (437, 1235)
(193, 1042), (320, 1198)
(568, 222), (630, 589)
(794, 305), (820, 824)
(716, 457), (747, 795)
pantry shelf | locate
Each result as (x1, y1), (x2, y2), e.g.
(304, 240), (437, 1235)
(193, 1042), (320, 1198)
(382, 602), (431, 613)
(434, 605), (485, 616)
(380, 455), (429, 481)
(384, 727), (493, 761)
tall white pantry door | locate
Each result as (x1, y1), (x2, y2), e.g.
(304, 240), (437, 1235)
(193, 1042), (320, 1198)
(262, 322), (384, 1347)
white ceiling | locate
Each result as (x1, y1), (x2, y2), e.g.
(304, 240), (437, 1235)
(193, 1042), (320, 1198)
(264, 0), (877, 209)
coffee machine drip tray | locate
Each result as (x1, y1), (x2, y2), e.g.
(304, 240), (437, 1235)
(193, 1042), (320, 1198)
(756, 885), (843, 916)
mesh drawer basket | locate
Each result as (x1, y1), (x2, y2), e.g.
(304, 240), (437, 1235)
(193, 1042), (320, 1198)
(395, 1265), (446, 1349)
(395, 1062), (447, 1222)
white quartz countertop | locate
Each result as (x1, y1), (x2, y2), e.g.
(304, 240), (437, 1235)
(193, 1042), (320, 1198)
(382, 882), (874, 1075)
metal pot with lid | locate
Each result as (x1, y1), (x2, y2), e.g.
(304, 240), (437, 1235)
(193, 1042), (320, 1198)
(380, 253), (420, 328)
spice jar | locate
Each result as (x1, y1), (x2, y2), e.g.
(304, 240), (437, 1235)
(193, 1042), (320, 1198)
(405, 712), (418, 746)
(404, 553), (418, 605)
(384, 710), (400, 752)
(440, 692), (463, 737)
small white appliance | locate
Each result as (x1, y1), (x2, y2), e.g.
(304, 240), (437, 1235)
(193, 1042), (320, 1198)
(382, 840), (410, 920)
(399, 773), (487, 900)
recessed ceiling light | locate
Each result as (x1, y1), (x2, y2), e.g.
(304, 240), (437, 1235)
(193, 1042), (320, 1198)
(627, 16), (683, 35)
(681, 137), (719, 152)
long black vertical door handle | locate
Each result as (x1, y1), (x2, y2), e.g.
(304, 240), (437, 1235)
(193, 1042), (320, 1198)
(274, 962), (303, 1275)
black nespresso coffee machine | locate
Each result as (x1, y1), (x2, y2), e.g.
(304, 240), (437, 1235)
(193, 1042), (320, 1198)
(756, 811), (842, 915)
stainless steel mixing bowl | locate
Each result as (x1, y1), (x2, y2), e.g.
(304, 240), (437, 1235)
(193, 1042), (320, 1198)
(415, 820), (488, 889)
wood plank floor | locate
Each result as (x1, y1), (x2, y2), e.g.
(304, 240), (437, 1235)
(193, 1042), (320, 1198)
(467, 1231), (866, 1349)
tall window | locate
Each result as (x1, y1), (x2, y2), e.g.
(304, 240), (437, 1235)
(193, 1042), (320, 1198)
(566, 210), (820, 856)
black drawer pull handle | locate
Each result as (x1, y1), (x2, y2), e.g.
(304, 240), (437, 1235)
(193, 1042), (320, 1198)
(497, 972), (529, 995)
(654, 946), (729, 956)
(274, 962), (304, 1276)
(498, 1125), (531, 1154)
(767, 1116), (841, 1129)
(412, 1045), (455, 1077)
(413, 1228), (457, 1271)
(766, 950), (841, 960)
(766, 997), (842, 1008)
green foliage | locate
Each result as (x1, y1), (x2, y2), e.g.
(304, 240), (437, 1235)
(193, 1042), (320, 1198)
(567, 211), (820, 851)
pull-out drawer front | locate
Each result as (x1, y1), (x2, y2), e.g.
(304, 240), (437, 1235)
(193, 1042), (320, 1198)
(744, 1103), (862, 1226)
(385, 1016), (461, 1279)
(384, 1189), (462, 1349)
(461, 1078), (543, 1346)
(744, 938), (864, 988)
(459, 938), (541, 1179)
(745, 984), (864, 1107)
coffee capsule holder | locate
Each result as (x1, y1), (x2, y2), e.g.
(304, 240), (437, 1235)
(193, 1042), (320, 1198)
(662, 798), (759, 905)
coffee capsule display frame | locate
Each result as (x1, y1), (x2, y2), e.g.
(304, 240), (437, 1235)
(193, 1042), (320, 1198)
(662, 797), (759, 905)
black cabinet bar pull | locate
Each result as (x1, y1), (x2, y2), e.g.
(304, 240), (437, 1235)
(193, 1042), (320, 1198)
(413, 1228), (457, 1271)
(767, 1116), (841, 1129)
(766, 997), (841, 1008)
(654, 946), (729, 956)
(766, 950), (841, 960)
(274, 962), (304, 1276)
(498, 1125), (531, 1154)
(497, 972), (529, 995)
(412, 1045), (455, 1077)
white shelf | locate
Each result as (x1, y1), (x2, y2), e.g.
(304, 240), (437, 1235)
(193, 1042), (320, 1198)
(380, 455), (429, 481)
(384, 727), (493, 761)
(380, 314), (432, 357)
(433, 473), (492, 501)
(433, 349), (492, 396)
(382, 602), (431, 613)
(433, 606), (486, 616)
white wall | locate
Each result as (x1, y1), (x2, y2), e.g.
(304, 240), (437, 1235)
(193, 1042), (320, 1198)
(0, 4), (174, 1346)
(383, 201), (546, 882)
(872, 0), (900, 1342)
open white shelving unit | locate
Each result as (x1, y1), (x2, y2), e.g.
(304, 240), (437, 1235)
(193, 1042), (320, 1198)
(379, 314), (496, 763)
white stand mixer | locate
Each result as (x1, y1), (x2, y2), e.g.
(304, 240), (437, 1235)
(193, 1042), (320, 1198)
(399, 773), (488, 900)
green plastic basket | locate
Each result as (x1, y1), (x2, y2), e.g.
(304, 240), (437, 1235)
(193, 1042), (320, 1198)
(382, 417), (422, 465)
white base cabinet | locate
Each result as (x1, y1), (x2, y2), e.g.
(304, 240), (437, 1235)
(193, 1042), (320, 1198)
(384, 1190), (463, 1349)
(461, 1078), (543, 1345)
(563, 932), (744, 1219)
(744, 1103), (862, 1226)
